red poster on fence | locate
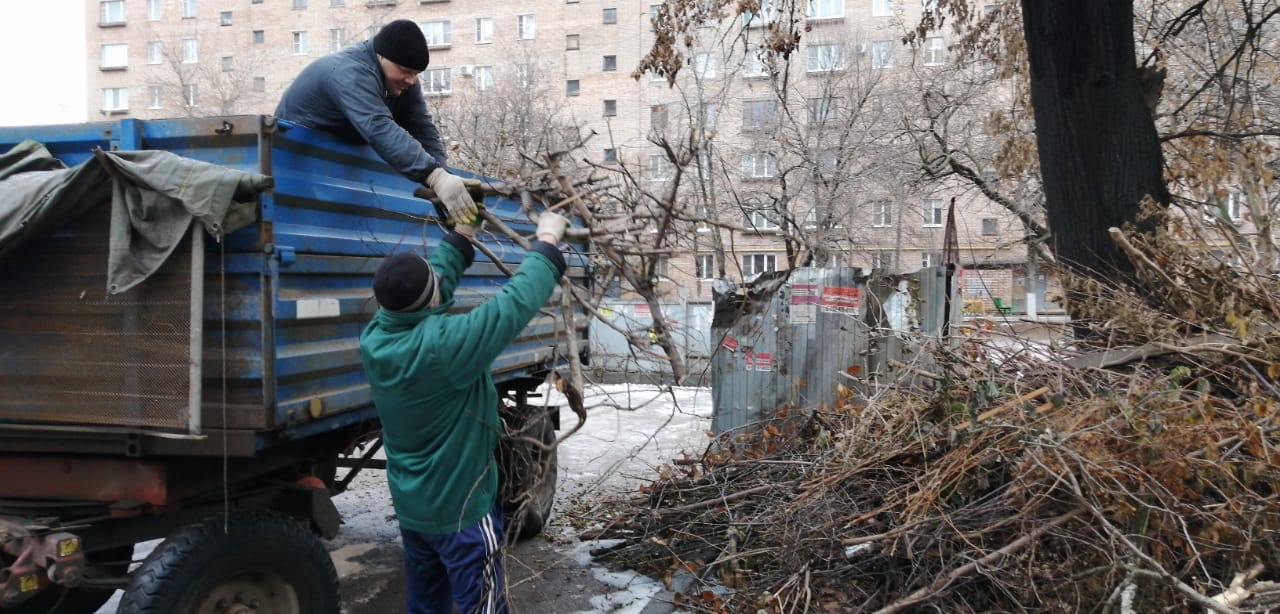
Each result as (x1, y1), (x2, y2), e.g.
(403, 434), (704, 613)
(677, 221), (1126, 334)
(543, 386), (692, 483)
(791, 283), (819, 324)
(722, 336), (739, 352)
(821, 285), (862, 315)
(745, 351), (774, 371)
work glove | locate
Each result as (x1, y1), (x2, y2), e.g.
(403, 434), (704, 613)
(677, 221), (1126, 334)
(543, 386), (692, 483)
(426, 168), (479, 226)
(454, 200), (486, 237)
(535, 212), (570, 244)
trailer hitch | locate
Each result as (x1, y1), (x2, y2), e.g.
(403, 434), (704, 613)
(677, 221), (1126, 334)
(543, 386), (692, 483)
(0, 518), (85, 607)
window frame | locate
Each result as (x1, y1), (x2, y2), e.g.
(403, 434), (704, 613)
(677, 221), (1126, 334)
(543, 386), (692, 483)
(872, 200), (892, 227)
(420, 20), (452, 48)
(922, 198), (944, 227)
(100, 0), (126, 25)
(871, 0), (893, 17)
(101, 87), (129, 112)
(147, 85), (163, 109)
(602, 7), (617, 24)
(291, 30), (309, 55)
(475, 17), (493, 44)
(807, 0), (844, 20)
(100, 43), (128, 69)
(475, 66), (495, 91)
(741, 99), (777, 131)
(565, 79), (580, 96)
(871, 40), (894, 69)
(806, 43), (846, 73)
(181, 38), (198, 63)
(923, 36), (945, 66)
(740, 152), (777, 179)
(603, 55), (617, 72)
(423, 67), (452, 95)
(741, 253), (777, 278)
(181, 0), (197, 18)
(603, 99), (618, 117)
(695, 254), (716, 280)
(517, 14), (536, 40)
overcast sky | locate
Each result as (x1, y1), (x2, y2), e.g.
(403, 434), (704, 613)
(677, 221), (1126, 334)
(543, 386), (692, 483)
(0, 0), (87, 126)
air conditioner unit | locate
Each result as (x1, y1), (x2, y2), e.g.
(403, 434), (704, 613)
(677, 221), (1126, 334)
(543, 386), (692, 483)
(459, 65), (474, 77)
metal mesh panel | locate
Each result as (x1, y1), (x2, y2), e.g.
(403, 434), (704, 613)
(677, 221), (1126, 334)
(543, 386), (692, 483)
(0, 203), (193, 429)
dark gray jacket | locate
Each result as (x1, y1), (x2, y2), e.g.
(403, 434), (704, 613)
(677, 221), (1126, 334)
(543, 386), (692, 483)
(275, 41), (446, 182)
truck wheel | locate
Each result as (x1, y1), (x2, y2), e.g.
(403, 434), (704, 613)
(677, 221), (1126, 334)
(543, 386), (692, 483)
(503, 413), (558, 541)
(1, 545), (133, 614)
(117, 512), (339, 614)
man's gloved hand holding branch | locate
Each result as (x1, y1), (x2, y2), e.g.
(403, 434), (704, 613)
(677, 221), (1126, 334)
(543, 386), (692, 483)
(426, 168), (479, 227)
(536, 212), (569, 245)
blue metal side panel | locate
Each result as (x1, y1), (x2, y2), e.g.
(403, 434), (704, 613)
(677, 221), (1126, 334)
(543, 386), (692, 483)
(1, 116), (590, 447)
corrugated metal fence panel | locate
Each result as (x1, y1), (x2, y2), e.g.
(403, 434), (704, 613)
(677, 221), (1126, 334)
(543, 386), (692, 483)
(710, 267), (958, 434)
(785, 268), (869, 411)
(588, 300), (713, 383)
(710, 288), (785, 434)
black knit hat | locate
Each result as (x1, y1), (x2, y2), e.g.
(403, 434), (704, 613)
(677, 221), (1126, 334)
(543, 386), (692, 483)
(373, 20), (430, 72)
(373, 253), (439, 312)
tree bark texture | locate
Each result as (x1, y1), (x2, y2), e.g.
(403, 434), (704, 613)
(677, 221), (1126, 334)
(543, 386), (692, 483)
(1020, 1), (1170, 281)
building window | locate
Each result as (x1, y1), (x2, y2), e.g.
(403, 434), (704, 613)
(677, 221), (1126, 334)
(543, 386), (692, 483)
(184, 83), (198, 107)
(252, 30), (265, 44)
(872, 0), (893, 16)
(742, 99), (777, 131)
(982, 218), (998, 236)
(650, 104), (668, 135)
(221, 56), (234, 71)
(421, 20), (451, 47)
(603, 99), (617, 117)
(649, 155), (674, 180)
(517, 14), (535, 40)
(181, 0), (197, 18)
(253, 77), (266, 92)
(329, 28), (345, 53)
(147, 41), (162, 64)
(807, 43), (846, 73)
(148, 86), (162, 109)
(923, 198), (944, 226)
(603, 55), (617, 71)
(871, 40), (894, 69)
(743, 48), (767, 78)
(181, 38), (197, 63)
(100, 0), (125, 25)
(472, 66), (494, 90)
(744, 207), (780, 231)
(424, 68), (451, 95)
(922, 252), (943, 268)
(566, 79), (580, 96)
(566, 34), (580, 50)
(102, 87), (128, 112)
(923, 36), (945, 66)
(293, 0), (307, 8)
(603, 148), (617, 164)
(475, 17), (493, 44)
(740, 152), (777, 179)
(701, 103), (718, 130)
(100, 43), (128, 69)
(808, 0), (843, 19)
(696, 254), (716, 280)
(741, 254), (776, 279)
(220, 10), (232, 25)
(147, 0), (161, 21)
(515, 63), (531, 87)
(872, 200), (892, 227)
(292, 31), (309, 55)
(808, 96), (843, 123)
(743, 0), (779, 25)
(603, 7), (617, 23)
(694, 51), (717, 78)
(331, 0), (345, 6)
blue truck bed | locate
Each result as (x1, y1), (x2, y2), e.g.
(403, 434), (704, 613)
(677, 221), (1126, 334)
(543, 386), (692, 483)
(0, 115), (589, 457)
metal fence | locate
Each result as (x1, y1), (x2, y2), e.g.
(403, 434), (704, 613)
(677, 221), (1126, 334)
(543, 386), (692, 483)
(711, 267), (958, 434)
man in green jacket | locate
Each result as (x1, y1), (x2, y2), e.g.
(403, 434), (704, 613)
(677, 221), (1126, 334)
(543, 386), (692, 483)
(359, 212), (570, 614)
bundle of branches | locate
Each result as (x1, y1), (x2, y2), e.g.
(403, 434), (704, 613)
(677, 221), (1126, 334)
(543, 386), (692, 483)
(578, 219), (1280, 613)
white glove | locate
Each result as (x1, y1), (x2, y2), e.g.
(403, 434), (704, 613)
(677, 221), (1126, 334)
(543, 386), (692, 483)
(535, 212), (569, 244)
(426, 168), (478, 225)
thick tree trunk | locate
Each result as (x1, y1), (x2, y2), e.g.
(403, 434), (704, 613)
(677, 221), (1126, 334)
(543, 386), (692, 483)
(1020, 1), (1169, 281)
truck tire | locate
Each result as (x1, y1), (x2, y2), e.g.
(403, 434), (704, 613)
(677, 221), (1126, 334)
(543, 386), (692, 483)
(1, 545), (132, 614)
(502, 413), (558, 541)
(117, 511), (339, 614)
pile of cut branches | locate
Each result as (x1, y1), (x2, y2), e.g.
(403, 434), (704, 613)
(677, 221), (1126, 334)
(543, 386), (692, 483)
(577, 217), (1280, 613)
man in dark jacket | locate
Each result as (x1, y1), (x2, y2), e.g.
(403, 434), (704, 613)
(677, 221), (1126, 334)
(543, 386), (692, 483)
(359, 212), (571, 614)
(276, 19), (478, 226)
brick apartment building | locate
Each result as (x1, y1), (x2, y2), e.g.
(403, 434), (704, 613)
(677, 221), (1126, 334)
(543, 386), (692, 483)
(85, 0), (1038, 309)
